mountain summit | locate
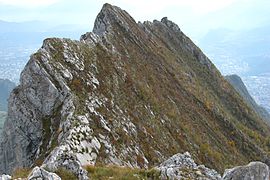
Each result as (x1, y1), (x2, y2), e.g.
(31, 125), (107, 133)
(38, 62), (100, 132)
(0, 3), (270, 179)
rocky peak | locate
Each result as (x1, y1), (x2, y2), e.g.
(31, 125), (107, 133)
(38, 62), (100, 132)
(92, 3), (137, 36)
(1, 3), (270, 180)
(161, 17), (181, 33)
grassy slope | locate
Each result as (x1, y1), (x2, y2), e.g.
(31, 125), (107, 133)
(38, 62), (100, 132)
(30, 6), (270, 174)
(38, 28), (270, 173)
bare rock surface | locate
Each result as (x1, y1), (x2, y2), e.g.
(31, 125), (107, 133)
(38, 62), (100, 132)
(0, 174), (11, 180)
(223, 161), (269, 180)
(157, 152), (222, 180)
(0, 3), (270, 180)
(28, 166), (61, 180)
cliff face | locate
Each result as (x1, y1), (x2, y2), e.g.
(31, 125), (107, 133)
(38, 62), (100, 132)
(1, 3), (270, 178)
(225, 74), (270, 124)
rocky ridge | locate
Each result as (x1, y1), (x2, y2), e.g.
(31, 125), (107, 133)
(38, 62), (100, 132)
(0, 3), (270, 180)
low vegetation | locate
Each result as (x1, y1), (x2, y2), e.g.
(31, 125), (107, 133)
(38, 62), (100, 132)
(55, 168), (77, 180)
(12, 168), (32, 179)
(85, 165), (160, 180)
(12, 165), (161, 179)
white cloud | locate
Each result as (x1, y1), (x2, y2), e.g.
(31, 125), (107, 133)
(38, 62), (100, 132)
(0, 0), (59, 8)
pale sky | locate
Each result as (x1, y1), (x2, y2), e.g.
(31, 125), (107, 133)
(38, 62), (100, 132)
(0, 0), (269, 39)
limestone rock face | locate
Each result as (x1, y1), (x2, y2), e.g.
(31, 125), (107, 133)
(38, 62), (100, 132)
(28, 166), (61, 180)
(1, 3), (270, 180)
(0, 38), (72, 174)
(157, 152), (222, 180)
(0, 174), (11, 180)
(223, 162), (269, 180)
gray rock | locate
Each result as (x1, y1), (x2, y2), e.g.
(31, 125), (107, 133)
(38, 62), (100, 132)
(28, 166), (61, 180)
(42, 146), (88, 180)
(223, 161), (269, 180)
(161, 17), (181, 32)
(0, 174), (11, 180)
(157, 152), (222, 180)
(0, 3), (269, 180)
(92, 3), (136, 37)
(0, 39), (69, 174)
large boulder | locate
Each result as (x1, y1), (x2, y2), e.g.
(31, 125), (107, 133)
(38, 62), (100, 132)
(156, 152), (222, 180)
(223, 161), (269, 180)
(27, 166), (61, 180)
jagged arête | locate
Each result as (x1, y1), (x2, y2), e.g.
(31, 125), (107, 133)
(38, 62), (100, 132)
(0, 3), (270, 179)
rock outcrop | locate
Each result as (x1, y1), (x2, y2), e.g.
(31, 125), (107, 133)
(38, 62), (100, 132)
(1, 3), (270, 179)
(1, 153), (269, 179)
(0, 174), (11, 180)
(223, 161), (269, 180)
(157, 152), (221, 180)
(27, 166), (61, 180)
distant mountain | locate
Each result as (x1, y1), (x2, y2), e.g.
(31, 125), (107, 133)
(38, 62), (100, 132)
(199, 26), (270, 76)
(199, 26), (270, 115)
(225, 75), (270, 124)
(0, 79), (15, 111)
(0, 20), (88, 44)
(0, 20), (87, 34)
(0, 20), (50, 33)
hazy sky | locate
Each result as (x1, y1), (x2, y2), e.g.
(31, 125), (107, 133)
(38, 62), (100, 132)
(0, 0), (269, 39)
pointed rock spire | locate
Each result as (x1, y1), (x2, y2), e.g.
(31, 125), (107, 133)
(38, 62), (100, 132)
(161, 17), (181, 33)
(93, 3), (137, 36)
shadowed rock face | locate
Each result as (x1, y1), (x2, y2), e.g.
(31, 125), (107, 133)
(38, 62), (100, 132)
(1, 3), (270, 179)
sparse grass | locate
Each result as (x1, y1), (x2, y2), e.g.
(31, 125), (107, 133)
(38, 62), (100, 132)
(25, 31), (270, 176)
(12, 168), (32, 179)
(85, 165), (160, 180)
(55, 168), (77, 180)
(199, 143), (222, 166)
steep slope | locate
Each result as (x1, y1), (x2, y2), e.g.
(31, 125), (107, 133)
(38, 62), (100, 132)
(225, 74), (270, 124)
(1, 3), (270, 178)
